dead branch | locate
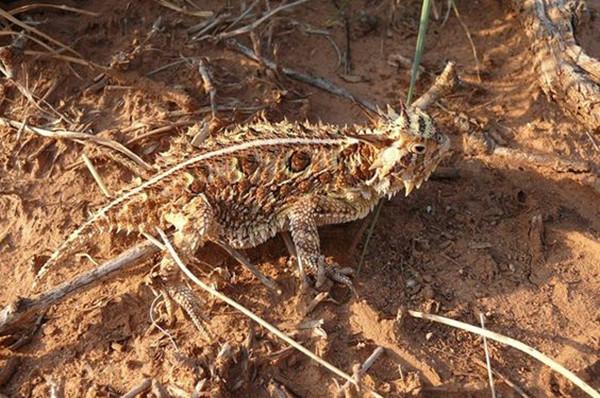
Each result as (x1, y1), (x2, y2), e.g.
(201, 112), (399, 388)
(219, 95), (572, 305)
(215, 240), (282, 294)
(153, 0), (213, 17)
(0, 118), (155, 173)
(512, 0), (600, 130)
(337, 346), (385, 397)
(412, 62), (458, 110)
(155, 228), (362, 390)
(120, 378), (152, 398)
(196, 58), (217, 118)
(0, 242), (158, 335)
(225, 39), (378, 113)
(487, 137), (600, 194)
(0, 7), (81, 57)
(492, 145), (589, 173)
(9, 3), (100, 17)
(473, 358), (532, 398)
(216, 0), (309, 40)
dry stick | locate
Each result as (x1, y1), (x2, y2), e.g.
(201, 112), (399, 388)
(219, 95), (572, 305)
(0, 30), (60, 57)
(216, 0), (310, 40)
(189, 13), (233, 39)
(197, 58), (217, 118)
(0, 7), (81, 57)
(215, 240), (282, 294)
(146, 59), (186, 76)
(81, 154), (111, 198)
(47, 378), (64, 398)
(125, 121), (195, 146)
(586, 131), (600, 152)
(408, 310), (600, 398)
(411, 61), (458, 110)
(120, 378), (152, 398)
(479, 313), (497, 398)
(154, 228), (361, 390)
(0, 118), (154, 172)
(153, 0), (213, 17)
(450, 1), (481, 82)
(337, 346), (385, 396)
(23, 50), (101, 68)
(0, 242), (158, 335)
(224, 0), (260, 32)
(9, 3), (100, 17)
(472, 358), (531, 398)
(492, 145), (590, 173)
(226, 39), (378, 113)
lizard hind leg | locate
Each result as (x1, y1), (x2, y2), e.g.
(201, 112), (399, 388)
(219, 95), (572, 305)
(152, 194), (218, 339)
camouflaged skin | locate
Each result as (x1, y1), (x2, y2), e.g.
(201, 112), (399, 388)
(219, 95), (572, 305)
(36, 105), (449, 285)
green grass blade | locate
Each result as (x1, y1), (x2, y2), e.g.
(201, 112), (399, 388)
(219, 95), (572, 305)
(407, 0), (433, 104)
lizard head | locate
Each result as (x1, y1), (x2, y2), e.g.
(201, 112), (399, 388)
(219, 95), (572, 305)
(366, 105), (450, 198)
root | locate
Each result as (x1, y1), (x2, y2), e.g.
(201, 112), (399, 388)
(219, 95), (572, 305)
(513, 0), (600, 130)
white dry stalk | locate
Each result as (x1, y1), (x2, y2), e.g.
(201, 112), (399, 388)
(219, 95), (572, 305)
(0, 7), (81, 57)
(81, 154), (111, 198)
(154, 227), (361, 389)
(408, 310), (600, 398)
(217, 0), (310, 40)
(338, 346), (386, 396)
(0, 118), (154, 172)
(479, 313), (496, 398)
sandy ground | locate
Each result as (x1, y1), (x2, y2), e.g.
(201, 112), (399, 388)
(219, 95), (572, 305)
(0, 0), (599, 397)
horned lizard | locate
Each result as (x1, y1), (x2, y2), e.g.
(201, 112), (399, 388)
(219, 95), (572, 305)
(34, 104), (449, 332)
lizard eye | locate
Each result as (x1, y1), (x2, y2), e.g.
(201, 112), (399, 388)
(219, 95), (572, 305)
(410, 143), (427, 154)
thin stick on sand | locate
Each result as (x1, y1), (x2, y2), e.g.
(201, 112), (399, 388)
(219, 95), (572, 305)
(0, 7), (81, 57)
(81, 154), (111, 198)
(479, 313), (497, 398)
(0, 242), (158, 335)
(408, 310), (600, 398)
(0, 118), (154, 172)
(154, 227), (361, 390)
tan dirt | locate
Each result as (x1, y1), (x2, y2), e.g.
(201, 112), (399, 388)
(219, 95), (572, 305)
(0, 1), (599, 397)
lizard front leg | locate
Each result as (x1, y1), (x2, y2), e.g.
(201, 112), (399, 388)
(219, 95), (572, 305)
(287, 197), (353, 291)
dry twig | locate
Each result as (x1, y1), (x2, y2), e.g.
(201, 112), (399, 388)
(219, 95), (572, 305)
(479, 313), (497, 398)
(449, 1), (481, 82)
(0, 7), (81, 57)
(154, 227), (361, 390)
(473, 358), (531, 398)
(0, 118), (155, 173)
(197, 58), (217, 117)
(216, 0), (310, 40)
(215, 240), (282, 294)
(412, 61), (458, 110)
(337, 346), (385, 397)
(9, 3), (100, 17)
(120, 378), (152, 398)
(226, 39), (377, 113)
(0, 242), (158, 334)
(408, 310), (600, 398)
(153, 0), (213, 17)
(81, 154), (111, 198)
